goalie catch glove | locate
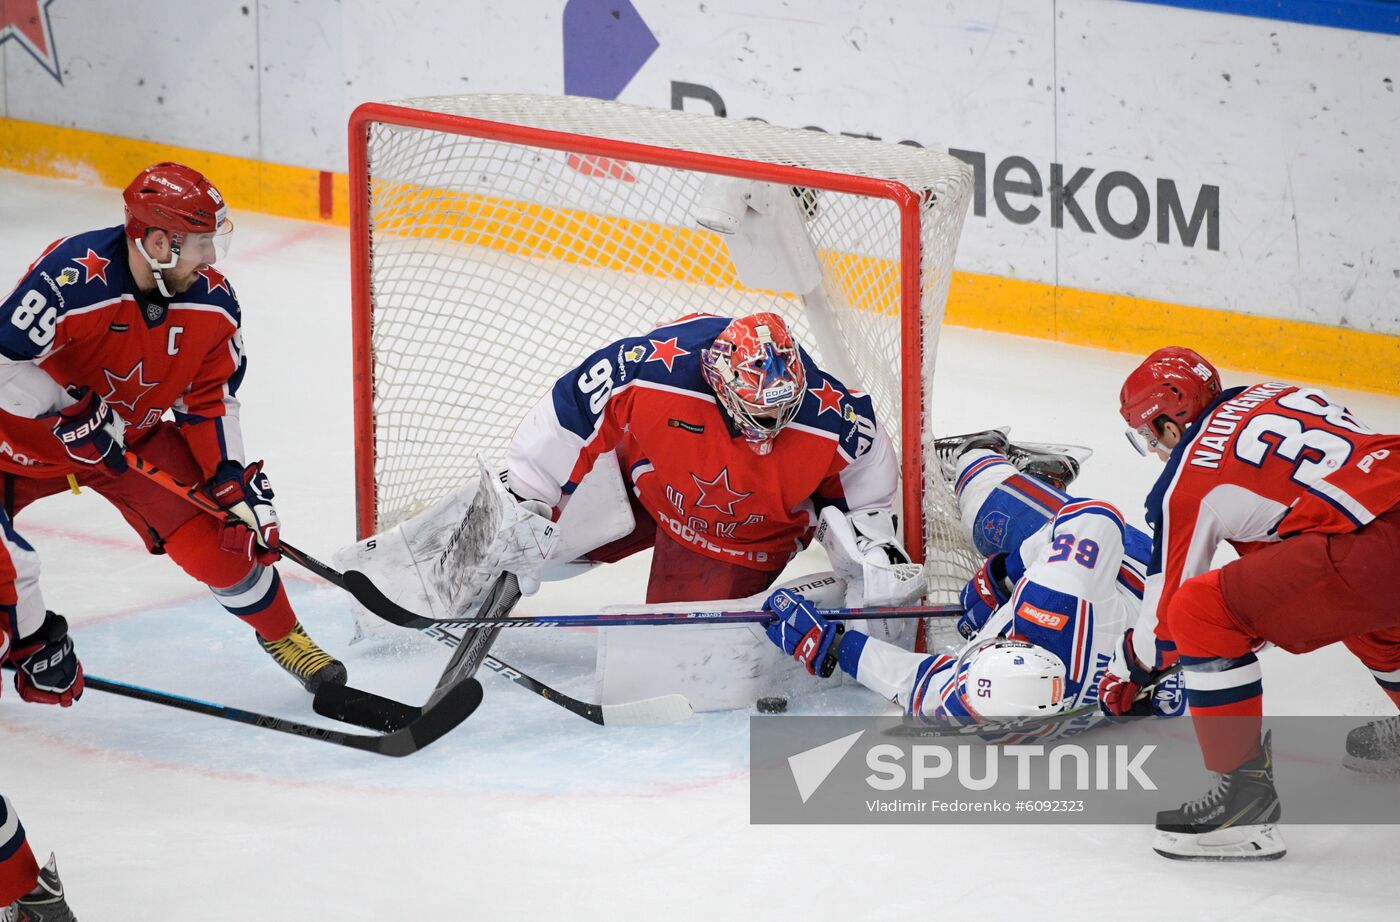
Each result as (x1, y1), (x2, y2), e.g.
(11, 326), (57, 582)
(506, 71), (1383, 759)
(815, 506), (924, 608)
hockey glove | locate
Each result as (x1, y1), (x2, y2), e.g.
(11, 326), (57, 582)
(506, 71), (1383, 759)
(1098, 629), (1173, 717)
(52, 386), (127, 473)
(8, 611), (84, 707)
(764, 588), (844, 678)
(208, 460), (281, 565)
(816, 507), (924, 608)
(958, 553), (1013, 640)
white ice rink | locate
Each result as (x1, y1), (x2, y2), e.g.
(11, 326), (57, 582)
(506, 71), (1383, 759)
(1, 171), (1398, 920)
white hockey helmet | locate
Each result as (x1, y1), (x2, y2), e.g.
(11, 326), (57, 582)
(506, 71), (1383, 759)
(958, 636), (1067, 718)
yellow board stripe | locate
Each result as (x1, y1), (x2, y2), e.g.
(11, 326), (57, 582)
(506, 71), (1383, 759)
(4, 115), (1395, 394)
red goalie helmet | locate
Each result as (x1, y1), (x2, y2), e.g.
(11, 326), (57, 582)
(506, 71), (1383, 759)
(1119, 346), (1222, 455)
(701, 312), (808, 455)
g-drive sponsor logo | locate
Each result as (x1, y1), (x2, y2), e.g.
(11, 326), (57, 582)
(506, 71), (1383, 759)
(788, 729), (1158, 805)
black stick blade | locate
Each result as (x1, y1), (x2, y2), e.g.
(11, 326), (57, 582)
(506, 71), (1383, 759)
(378, 677), (485, 757)
(313, 683), (422, 732)
(342, 569), (435, 629)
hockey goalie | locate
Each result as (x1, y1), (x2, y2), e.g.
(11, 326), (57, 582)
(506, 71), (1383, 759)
(337, 310), (925, 710)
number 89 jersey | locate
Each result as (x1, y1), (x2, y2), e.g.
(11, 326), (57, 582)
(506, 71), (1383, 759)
(1135, 382), (1400, 668)
(0, 226), (245, 475)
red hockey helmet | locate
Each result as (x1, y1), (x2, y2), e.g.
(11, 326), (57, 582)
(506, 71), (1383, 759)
(701, 312), (808, 455)
(123, 162), (229, 240)
(1119, 346), (1222, 455)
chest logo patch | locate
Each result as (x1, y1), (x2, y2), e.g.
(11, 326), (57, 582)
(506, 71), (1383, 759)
(691, 467), (752, 516)
(101, 360), (160, 413)
(668, 418), (704, 434)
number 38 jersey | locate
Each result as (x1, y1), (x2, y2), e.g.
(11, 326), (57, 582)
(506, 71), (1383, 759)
(506, 313), (899, 572)
(0, 225), (246, 477)
(1132, 382), (1400, 668)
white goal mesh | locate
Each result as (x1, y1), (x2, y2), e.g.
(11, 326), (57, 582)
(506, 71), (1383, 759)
(350, 93), (980, 603)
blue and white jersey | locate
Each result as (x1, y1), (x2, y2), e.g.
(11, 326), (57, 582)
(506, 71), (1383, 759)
(832, 450), (1179, 731)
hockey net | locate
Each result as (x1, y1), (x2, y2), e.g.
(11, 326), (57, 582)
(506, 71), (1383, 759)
(350, 94), (979, 604)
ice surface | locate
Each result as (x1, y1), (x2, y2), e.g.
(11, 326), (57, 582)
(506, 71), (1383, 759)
(0, 171), (1397, 919)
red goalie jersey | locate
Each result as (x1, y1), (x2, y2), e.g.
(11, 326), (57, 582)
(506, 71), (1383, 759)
(506, 313), (900, 571)
(1133, 381), (1400, 667)
(0, 225), (245, 477)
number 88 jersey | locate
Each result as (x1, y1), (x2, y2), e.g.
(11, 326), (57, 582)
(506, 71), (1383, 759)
(1135, 381), (1400, 668)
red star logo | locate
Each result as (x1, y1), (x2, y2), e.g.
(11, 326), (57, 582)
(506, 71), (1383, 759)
(810, 379), (844, 416)
(645, 337), (689, 372)
(101, 361), (160, 413)
(691, 467), (752, 516)
(196, 266), (230, 295)
(74, 248), (110, 285)
(1, 0), (61, 83)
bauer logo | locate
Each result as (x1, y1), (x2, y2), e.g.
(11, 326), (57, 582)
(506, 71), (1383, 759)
(751, 716), (1400, 825)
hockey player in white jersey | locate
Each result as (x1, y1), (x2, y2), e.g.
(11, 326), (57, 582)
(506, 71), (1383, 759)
(764, 431), (1183, 727)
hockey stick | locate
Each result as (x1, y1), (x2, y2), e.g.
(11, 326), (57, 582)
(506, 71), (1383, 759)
(117, 450), (516, 735)
(341, 581), (964, 630)
(406, 624), (693, 727)
(482, 652), (691, 726)
(121, 452), (408, 622)
(74, 673), (482, 757)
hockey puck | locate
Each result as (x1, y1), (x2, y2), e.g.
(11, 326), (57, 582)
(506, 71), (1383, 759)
(756, 696), (788, 714)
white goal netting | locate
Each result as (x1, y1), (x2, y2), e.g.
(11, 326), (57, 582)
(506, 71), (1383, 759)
(352, 93), (979, 603)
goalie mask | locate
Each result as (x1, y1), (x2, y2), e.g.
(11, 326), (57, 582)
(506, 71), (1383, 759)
(701, 312), (807, 456)
(955, 635), (1067, 719)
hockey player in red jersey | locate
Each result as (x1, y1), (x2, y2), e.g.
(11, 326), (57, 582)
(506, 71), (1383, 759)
(0, 162), (344, 692)
(0, 626), (79, 921)
(504, 311), (920, 607)
(1099, 346), (1400, 860)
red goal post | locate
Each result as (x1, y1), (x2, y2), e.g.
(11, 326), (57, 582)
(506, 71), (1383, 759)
(348, 94), (979, 602)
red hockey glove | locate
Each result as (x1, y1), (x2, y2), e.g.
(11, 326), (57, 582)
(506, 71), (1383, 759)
(52, 386), (127, 473)
(8, 611), (84, 707)
(1098, 629), (1165, 717)
(208, 460), (281, 565)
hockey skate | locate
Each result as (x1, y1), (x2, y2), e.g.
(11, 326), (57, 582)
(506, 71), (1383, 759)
(257, 621), (347, 693)
(1153, 730), (1286, 861)
(933, 428), (1088, 491)
(1343, 715), (1400, 774)
(3, 853), (77, 922)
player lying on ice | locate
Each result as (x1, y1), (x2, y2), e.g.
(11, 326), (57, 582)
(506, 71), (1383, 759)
(1097, 346), (1400, 861)
(762, 429), (1183, 733)
(338, 311), (933, 707)
(0, 162), (345, 696)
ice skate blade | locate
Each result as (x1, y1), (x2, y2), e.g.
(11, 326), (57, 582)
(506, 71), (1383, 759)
(1343, 754), (1400, 775)
(1152, 823), (1286, 861)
